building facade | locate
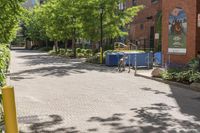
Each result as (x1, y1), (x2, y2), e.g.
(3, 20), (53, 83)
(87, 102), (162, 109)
(126, 0), (162, 51)
(162, 0), (200, 65)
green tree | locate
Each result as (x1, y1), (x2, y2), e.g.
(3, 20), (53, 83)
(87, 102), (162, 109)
(37, 0), (82, 57)
(23, 0), (142, 56)
(23, 7), (49, 47)
(80, 0), (142, 48)
(0, 0), (24, 43)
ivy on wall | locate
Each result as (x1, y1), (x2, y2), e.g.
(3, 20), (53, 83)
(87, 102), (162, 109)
(155, 11), (162, 52)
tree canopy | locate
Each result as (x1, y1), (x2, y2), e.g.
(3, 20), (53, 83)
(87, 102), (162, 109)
(23, 0), (143, 56)
(24, 0), (142, 41)
(0, 0), (25, 43)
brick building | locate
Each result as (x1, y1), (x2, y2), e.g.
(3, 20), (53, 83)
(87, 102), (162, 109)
(126, 0), (162, 51)
(126, 0), (200, 65)
(162, 0), (200, 65)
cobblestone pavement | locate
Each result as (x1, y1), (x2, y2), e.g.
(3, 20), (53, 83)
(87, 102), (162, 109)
(9, 49), (200, 133)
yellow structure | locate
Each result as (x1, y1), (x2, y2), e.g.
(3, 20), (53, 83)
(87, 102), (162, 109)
(2, 86), (18, 133)
(114, 42), (137, 51)
(114, 42), (129, 51)
(100, 47), (103, 64)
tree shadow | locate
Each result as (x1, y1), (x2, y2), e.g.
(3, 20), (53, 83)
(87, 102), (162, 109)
(19, 115), (80, 133)
(140, 86), (200, 121)
(140, 87), (168, 95)
(169, 85), (200, 121)
(19, 103), (200, 133)
(87, 103), (200, 133)
(11, 50), (117, 79)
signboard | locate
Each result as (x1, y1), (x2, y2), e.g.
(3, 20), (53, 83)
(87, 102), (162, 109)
(155, 33), (159, 40)
(198, 14), (200, 28)
(168, 7), (187, 54)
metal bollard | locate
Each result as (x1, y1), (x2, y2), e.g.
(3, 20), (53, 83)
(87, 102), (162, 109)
(100, 47), (103, 64)
(134, 53), (137, 76)
(128, 54), (131, 73)
(2, 86), (18, 133)
(148, 53), (150, 69)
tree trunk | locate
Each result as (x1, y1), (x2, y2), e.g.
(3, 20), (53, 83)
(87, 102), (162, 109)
(65, 40), (68, 52)
(91, 40), (96, 53)
(54, 41), (58, 53)
(46, 40), (48, 48)
(72, 39), (76, 58)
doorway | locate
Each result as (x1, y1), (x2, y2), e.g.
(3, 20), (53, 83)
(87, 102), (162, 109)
(150, 26), (155, 51)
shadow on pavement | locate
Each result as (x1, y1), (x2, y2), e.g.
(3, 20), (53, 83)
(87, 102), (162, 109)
(87, 103), (200, 133)
(10, 50), (117, 79)
(19, 102), (200, 133)
(169, 85), (200, 121)
(19, 115), (80, 133)
(140, 85), (200, 121)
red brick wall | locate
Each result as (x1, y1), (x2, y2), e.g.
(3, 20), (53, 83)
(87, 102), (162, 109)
(126, 0), (162, 49)
(197, 0), (200, 54)
(162, 0), (197, 64)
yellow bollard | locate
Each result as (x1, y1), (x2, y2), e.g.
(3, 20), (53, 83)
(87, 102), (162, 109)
(2, 86), (18, 133)
(100, 47), (103, 64)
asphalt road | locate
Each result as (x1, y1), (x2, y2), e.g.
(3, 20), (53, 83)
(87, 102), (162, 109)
(9, 49), (200, 133)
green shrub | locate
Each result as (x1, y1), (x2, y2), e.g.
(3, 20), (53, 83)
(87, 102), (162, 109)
(66, 49), (73, 57)
(0, 44), (10, 87)
(49, 48), (93, 58)
(161, 60), (200, 84)
(86, 55), (100, 64)
(81, 49), (86, 53)
(187, 58), (199, 71)
(189, 72), (200, 83)
(86, 52), (106, 64)
(58, 48), (66, 56)
(85, 49), (92, 55)
(0, 44), (10, 124)
(77, 53), (85, 58)
(84, 49), (92, 57)
(76, 48), (81, 53)
(48, 50), (57, 55)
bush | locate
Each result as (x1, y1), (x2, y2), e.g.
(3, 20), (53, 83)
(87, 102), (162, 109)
(187, 58), (199, 71)
(161, 59), (200, 84)
(77, 53), (85, 58)
(58, 48), (66, 56)
(0, 44), (10, 87)
(86, 52), (106, 64)
(48, 50), (57, 55)
(76, 48), (81, 53)
(49, 48), (93, 58)
(86, 54), (100, 64)
(85, 49), (92, 55)
(0, 44), (10, 124)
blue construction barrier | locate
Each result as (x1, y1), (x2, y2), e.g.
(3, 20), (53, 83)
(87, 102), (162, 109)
(106, 52), (153, 68)
(154, 52), (162, 65)
(105, 52), (124, 66)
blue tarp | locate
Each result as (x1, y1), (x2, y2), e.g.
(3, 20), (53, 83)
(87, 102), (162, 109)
(154, 52), (162, 65)
(106, 52), (153, 67)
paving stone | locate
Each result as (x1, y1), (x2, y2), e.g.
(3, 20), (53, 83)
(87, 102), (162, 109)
(8, 50), (200, 133)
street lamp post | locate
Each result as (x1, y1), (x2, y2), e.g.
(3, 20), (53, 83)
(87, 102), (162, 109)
(99, 6), (104, 64)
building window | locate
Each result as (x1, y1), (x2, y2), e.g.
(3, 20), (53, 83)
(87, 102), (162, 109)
(132, 0), (137, 6)
(151, 0), (159, 4)
(140, 24), (144, 30)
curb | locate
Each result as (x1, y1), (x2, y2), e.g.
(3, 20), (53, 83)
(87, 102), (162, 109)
(136, 73), (200, 92)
